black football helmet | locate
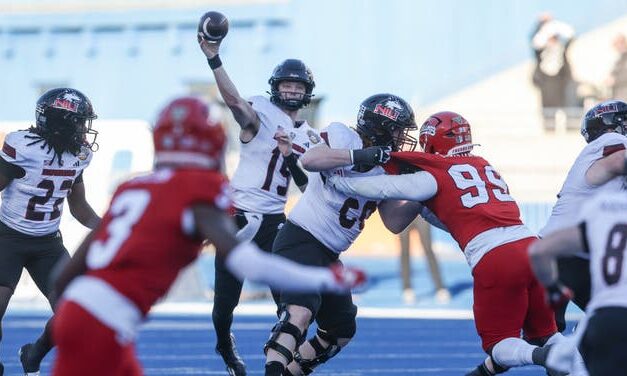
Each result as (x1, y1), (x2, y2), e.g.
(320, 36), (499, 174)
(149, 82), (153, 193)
(356, 93), (418, 151)
(33, 88), (98, 156)
(581, 100), (627, 143)
(268, 59), (315, 110)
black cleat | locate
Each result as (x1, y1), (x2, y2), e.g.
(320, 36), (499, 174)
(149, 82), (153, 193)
(465, 363), (494, 376)
(0, 361), (4, 376)
(216, 333), (246, 376)
(19, 343), (40, 376)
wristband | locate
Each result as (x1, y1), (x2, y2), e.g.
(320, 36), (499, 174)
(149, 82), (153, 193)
(207, 55), (222, 70)
(349, 150), (355, 164)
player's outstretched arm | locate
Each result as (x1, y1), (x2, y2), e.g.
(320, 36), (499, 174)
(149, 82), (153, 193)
(328, 171), (437, 201)
(528, 226), (584, 285)
(67, 180), (101, 229)
(300, 144), (351, 171)
(197, 37), (259, 139)
(300, 144), (391, 172)
(528, 227), (582, 308)
(585, 149), (627, 186)
(192, 204), (365, 292)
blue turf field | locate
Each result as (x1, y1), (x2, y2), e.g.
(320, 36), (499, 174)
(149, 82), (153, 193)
(2, 257), (581, 375)
(1, 312), (568, 375)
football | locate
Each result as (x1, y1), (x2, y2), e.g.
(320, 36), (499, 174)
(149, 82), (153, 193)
(197, 11), (229, 42)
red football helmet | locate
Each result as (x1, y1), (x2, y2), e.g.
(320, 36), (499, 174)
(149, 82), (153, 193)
(153, 97), (226, 170)
(418, 111), (474, 156)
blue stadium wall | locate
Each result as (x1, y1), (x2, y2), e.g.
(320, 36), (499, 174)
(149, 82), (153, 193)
(1, 0), (625, 124)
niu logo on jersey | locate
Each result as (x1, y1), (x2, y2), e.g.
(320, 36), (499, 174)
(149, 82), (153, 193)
(52, 98), (79, 112)
(374, 104), (399, 121)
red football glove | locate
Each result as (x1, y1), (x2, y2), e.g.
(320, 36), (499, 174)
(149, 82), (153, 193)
(329, 263), (367, 291)
(545, 281), (574, 310)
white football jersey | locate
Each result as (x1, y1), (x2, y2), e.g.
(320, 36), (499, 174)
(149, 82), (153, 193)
(289, 122), (383, 253)
(0, 130), (93, 236)
(540, 132), (627, 238)
(230, 96), (320, 214)
(578, 193), (627, 312)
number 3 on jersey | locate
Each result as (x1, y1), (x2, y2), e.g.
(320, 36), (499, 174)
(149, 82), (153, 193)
(87, 190), (151, 269)
(448, 164), (514, 208)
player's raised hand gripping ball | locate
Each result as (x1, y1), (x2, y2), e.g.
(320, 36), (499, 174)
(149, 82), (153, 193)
(198, 11), (229, 43)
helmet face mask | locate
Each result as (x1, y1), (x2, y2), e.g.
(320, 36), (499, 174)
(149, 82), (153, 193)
(268, 59), (315, 111)
(356, 94), (417, 151)
(581, 100), (627, 143)
(34, 88), (98, 156)
(419, 112), (473, 156)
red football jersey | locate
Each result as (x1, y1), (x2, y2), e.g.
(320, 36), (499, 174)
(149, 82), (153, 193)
(388, 152), (524, 251)
(85, 168), (230, 315)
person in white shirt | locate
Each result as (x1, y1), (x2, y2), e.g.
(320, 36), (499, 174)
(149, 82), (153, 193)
(198, 33), (319, 375)
(263, 94), (418, 376)
(539, 99), (627, 333)
(529, 188), (627, 375)
(0, 88), (101, 376)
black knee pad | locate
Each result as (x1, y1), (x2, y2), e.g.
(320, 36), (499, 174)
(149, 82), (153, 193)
(264, 306), (303, 364)
(323, 318), (356, 340)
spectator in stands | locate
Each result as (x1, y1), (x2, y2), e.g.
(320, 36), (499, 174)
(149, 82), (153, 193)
(399, 216), (450, 304)
(530, 13), (579, 129)
(607, 34), (627, 100)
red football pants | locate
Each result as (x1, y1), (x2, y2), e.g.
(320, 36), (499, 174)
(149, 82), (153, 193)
(52, 300), (142, 376)
(472, 237), (558, 352)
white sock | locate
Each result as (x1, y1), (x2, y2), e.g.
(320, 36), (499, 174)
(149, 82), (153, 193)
(492, 337), (536, 367)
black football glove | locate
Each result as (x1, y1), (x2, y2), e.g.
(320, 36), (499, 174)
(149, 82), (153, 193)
(351, 146), (391, 166)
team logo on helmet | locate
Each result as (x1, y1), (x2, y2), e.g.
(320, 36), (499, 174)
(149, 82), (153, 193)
(52, 92), (82, 113)
(420, 116), (440, 137)
(373, 100), (402, 121)
(451, 115), (468, 125)
(593, 103), (619, 116)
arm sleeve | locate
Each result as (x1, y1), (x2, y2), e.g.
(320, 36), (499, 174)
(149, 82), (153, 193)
(0, 155), (25, 180)
(284, 153), (308, 187)
(225, 242), (342, 292)
(330, 171), (438, 201)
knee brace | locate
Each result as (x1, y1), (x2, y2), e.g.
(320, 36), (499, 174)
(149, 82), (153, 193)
(264, 307), (303, 364)
(294, 328), (342, 375)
